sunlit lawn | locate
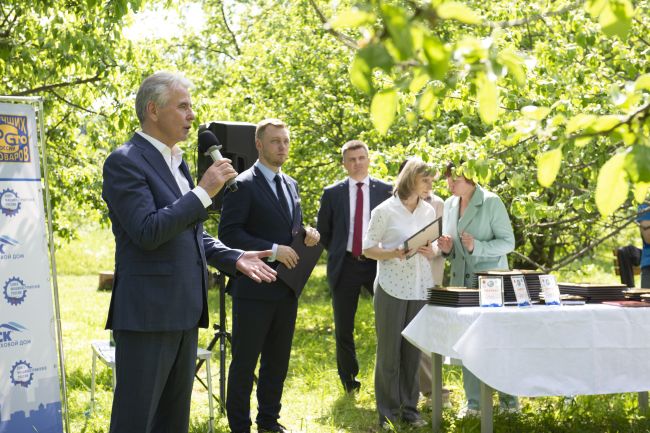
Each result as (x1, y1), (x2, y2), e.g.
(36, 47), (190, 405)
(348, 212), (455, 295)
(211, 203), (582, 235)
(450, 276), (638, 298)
(56, 226), (650, 432)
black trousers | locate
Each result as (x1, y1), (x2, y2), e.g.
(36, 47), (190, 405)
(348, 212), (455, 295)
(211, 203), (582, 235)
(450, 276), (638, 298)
(617, 245), (641, 287)
(226, 294), (298, 433)
(332, 255), (377, 385)
(109, 328), (198, 433)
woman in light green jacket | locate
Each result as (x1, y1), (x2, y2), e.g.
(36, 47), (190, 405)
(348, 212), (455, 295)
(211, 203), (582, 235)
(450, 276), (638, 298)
(437, 163), (518, 416)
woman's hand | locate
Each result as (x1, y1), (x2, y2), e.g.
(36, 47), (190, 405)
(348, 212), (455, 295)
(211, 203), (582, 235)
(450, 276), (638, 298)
(438, 235), (453, 254)
(417, 242), (434, 259)
(460, 231), (474, 253)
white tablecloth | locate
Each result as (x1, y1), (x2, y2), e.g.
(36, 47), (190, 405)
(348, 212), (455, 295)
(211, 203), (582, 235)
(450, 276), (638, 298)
(402, 304), (650, 397)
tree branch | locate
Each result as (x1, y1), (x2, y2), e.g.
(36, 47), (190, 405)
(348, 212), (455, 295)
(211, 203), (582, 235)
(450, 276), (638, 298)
(308, 0), (358, 50)
(511, 250), (549, 272)
(11, 73), (102, 96)
(569, 101), (650, 140)
(549, 213), (639, 271)
(50, 90), (104, 116)
(220, 1), (240, 56)
(487, 1), (582, 29)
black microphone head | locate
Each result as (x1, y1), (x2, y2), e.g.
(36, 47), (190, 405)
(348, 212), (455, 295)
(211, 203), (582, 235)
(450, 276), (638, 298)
(198, 130), (221, 153)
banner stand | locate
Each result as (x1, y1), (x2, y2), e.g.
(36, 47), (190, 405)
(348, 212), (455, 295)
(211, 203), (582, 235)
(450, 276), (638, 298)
(0, 96), (69, 433)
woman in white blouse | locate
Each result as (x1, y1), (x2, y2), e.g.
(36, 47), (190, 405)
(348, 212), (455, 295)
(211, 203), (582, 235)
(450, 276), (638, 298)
(363, 158), (437, 429)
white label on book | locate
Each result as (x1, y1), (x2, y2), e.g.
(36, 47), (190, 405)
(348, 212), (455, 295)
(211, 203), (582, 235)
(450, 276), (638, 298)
(511, 275), (531, 307)
(479, 276), (504, 307)
(539, 274), (561, 305)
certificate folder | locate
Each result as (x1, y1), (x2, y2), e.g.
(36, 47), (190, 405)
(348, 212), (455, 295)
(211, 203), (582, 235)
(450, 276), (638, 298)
(276, 228), (324, 297)
(403, 217), (442, 259)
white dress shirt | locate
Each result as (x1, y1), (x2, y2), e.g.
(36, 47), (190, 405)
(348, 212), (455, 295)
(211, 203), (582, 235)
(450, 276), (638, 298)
(137, 131), (212, 207)
(363, 196), (436, 300)
(347, 176), (370, 252)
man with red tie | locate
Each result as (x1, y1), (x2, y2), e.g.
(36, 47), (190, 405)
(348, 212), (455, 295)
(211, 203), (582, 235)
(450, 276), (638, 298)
(317, 140), (392, 393)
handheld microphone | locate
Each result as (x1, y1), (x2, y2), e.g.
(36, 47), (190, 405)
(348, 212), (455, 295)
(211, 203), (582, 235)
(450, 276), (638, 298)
(198, 130), (238, 192)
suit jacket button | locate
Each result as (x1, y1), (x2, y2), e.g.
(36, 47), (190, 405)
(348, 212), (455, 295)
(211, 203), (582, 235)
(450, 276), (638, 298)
(465, 273), (470, 278)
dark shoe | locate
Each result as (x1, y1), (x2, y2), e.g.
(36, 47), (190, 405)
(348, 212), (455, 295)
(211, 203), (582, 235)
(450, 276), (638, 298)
(258, 423), (288, 433)
(343, 379), (361, 393)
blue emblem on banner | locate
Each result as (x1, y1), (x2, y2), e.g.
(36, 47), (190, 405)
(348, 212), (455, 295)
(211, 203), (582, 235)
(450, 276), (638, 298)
(10, 359), (34, 388)
(0, 114), (30, 163)
(0, 189), (21, 217)
(0, 234), (19, 254)
(3, 276), (27, 305)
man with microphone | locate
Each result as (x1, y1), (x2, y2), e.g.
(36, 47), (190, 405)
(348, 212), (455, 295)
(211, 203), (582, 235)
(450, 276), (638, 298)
(219, 118), (320, 433)
(102, 72), (276, 433)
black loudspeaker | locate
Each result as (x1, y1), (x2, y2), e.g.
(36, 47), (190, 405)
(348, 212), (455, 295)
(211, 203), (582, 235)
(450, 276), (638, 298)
(197, 121), (257, 213)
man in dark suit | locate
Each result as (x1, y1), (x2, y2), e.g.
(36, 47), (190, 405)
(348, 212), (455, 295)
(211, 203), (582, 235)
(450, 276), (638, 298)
(219, 118), (320, 433)
(317, 140), (392, 393)
(102, 72), (276, 433)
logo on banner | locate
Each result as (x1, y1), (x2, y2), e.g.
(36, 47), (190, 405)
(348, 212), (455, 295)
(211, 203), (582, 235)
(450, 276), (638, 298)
(2, 277), (39, 306)
(0, 114), (30, 163)
(0, 322), (30, 349)
(0, 188), (21, 217)
(0, 234), (23, 260)
(10, 360), (34, 388)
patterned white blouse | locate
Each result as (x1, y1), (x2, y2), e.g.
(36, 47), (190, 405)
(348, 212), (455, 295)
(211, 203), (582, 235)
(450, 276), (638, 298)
(363, 196), (436, 300)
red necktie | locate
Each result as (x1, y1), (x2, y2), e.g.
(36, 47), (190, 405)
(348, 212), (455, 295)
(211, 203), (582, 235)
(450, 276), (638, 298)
(352, 182), (364, 257)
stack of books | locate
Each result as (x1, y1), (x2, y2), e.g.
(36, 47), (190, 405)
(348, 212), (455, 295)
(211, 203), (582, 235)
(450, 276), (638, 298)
(623, 289), (650, 301)
(558, 282), (627, 303)
(427, 287), (479, 307)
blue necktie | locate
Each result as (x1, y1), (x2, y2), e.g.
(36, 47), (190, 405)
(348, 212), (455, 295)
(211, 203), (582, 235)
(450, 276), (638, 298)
(274, 174), (290, 216)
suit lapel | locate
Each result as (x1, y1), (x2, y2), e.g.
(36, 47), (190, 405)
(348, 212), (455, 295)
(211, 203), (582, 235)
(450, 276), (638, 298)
(179, 160), (195, 188)
(458, 185), (484, 235)
(253, 166), (293, 226)
(135, 134), (182, 197)
(340, 180), (351, 236)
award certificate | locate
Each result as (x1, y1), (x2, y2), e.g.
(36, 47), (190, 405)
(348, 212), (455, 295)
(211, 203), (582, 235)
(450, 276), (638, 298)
(478, 276), (504, 307)
(540, 274), (561, 305)
(511, 275), (531, 307)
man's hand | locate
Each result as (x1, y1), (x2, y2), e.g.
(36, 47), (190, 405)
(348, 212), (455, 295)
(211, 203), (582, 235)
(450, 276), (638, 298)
(198, 159), (238, 197)
(235, 250), (277, 283)
(438, 235), (453, 254)
(304, 227), (320, 247)
(276, 245), (299, 269)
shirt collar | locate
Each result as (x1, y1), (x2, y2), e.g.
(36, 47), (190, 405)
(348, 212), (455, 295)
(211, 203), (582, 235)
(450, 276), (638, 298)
(137, 131), (184, 165)
(255, 160), (282, 183)
(348, 176), (369, 187)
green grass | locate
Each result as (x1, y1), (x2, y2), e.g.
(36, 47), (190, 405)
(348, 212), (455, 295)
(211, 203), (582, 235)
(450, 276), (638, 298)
(55, 226), (650, 432)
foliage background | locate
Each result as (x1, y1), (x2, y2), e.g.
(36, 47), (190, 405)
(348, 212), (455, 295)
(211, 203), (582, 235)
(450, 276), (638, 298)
(3, 0), (650, 271)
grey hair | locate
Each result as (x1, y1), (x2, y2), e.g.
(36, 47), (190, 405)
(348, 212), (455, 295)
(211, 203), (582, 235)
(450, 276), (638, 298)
(135, 72), (193, 125)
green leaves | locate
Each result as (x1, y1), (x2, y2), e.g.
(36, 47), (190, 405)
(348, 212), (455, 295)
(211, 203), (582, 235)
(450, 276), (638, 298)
(380, 4), (413, 61)
(436, 2), (482, 25)
(371, 89), (399, 136)
(476, 72), (499, 125)
(537, 147), (562, 188)
(422, 35), (450, 80)
(595, 152), (628, 216)
(349, 55), (372, 94)
(329, 8), (376, 29)
(586, 0), (634, 39)
(522, 106), (551, 121)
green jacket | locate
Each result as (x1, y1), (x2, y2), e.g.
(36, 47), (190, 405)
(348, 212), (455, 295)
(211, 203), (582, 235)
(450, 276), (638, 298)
(442, 185), (515, 287)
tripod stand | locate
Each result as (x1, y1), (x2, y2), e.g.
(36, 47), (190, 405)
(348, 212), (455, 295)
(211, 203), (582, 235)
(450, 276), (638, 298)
(195, 271), (230, 413)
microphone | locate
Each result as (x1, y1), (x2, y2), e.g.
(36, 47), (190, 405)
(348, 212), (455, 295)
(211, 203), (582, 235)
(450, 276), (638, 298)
(198, 130), (238, 192)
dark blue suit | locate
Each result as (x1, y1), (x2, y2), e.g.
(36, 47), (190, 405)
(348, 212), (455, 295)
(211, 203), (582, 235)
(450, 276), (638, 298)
(219, 164), (303, 432)
(317, 177), (392, 387)
(102, 133), (242, 433)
